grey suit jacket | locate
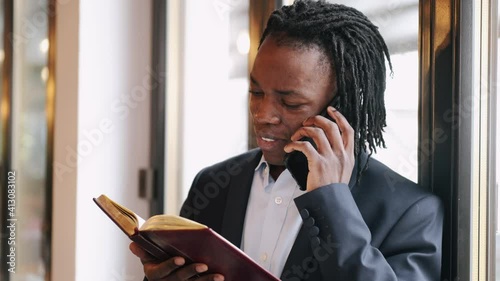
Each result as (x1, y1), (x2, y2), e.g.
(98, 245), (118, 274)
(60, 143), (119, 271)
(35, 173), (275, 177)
(179, 149), (443, 281)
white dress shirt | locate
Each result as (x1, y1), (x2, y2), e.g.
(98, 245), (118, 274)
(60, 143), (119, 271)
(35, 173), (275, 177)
(240, 156), (306, 277)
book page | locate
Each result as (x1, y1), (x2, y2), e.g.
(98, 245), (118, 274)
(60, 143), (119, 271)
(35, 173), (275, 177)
(94, 195), (139, 236)
(140, 214), (207, 231)
(137, 215), (146, 229)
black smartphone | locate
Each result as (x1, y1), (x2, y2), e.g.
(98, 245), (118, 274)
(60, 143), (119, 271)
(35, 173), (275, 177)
(284, 97), (339, 191)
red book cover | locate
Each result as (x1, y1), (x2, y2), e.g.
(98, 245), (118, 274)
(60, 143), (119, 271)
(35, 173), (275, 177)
(94, 194), (280, 281)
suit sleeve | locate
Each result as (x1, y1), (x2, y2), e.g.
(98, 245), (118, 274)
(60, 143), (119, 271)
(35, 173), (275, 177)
(293, 183), (443, 281)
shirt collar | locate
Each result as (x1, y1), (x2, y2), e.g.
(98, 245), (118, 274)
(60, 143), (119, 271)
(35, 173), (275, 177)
(254, 155), (268, 172)
(254, 156), (273, 188)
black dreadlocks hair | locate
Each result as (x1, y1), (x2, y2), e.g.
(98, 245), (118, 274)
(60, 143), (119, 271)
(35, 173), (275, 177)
(259, 0), (393, 181)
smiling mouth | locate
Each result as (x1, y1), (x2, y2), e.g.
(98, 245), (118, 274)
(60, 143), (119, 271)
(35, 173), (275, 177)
(261, 137), (276, 142)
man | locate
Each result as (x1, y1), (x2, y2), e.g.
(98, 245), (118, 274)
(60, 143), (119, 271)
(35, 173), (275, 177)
(130, 1), (443, 280)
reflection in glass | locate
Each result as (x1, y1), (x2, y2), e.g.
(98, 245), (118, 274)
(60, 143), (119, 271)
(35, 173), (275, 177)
(10, 0), (49, 280)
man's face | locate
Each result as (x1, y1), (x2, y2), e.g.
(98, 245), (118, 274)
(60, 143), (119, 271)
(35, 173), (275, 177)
(249, 37), (336, 166)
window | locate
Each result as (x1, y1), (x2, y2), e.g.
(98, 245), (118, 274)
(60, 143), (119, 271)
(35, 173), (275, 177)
(165, 0), (250, 213)
(1, 0), (51, 280)
(324, 0), (420, 182)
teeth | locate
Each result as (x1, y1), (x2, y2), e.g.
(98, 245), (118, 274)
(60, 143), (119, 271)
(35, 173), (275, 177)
(262, 137), (275, 142)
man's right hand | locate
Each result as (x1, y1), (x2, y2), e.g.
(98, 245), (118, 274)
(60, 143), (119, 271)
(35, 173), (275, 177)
(129, 242), (225, 281)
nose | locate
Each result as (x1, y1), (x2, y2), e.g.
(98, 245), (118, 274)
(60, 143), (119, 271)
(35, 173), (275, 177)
(252, 95), (280, 125)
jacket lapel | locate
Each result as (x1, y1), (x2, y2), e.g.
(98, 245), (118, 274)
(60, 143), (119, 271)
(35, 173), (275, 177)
(280, 225), (311, 280)
(220, 149), (262, 248)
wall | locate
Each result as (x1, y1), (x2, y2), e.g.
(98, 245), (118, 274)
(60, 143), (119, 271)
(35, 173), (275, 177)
(52, 0), (151, 280)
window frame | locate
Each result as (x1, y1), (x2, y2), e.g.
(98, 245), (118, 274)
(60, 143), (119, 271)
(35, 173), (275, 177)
(419, 0), (498, 280)
(0, 0), (14, 278)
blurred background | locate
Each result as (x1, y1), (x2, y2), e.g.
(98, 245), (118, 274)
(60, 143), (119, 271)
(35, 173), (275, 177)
(0, 0), (497, 280)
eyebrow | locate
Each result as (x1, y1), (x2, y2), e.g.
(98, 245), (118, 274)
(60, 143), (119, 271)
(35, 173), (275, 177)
(249, 75), (300, 96)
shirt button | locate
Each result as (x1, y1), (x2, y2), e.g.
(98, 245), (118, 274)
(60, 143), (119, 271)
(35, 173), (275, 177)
(260, 253), (268, 262)
(274, 196), (283, 204)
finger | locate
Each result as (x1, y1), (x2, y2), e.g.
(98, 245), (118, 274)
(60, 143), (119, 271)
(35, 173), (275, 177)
(129, 242), (157, 264)
(159, 263), (209, 281)
(289, 126), (332, 156)
(284, 137), (318, 162)
(194, 273), (225, 281)
(302, 113), (344, 153)
(143, 257), (188, 280)
(327, 107), (354, 153)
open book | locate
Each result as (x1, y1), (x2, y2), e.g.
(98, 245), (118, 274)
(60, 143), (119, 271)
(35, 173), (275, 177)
(93, 194), (280, 281)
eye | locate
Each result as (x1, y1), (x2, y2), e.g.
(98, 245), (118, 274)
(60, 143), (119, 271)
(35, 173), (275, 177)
(248, 90), (264, 97)
(283, 103), (302, 109)
(281, 99), (303, 109)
